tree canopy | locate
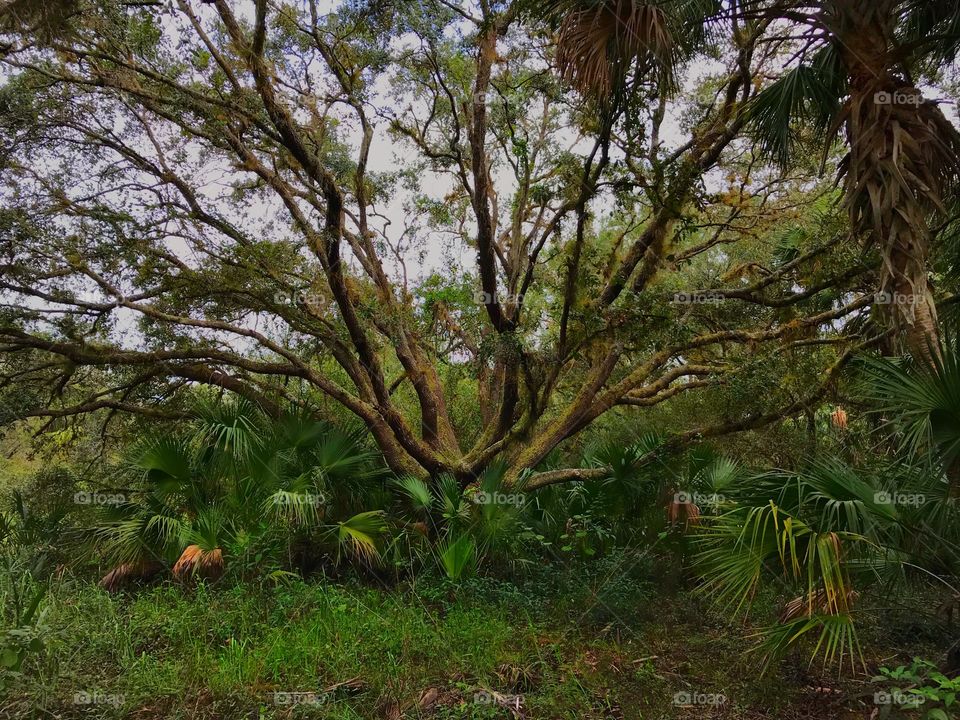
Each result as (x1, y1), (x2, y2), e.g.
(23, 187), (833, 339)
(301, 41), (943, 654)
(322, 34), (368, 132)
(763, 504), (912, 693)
(0, 0), (951, 485)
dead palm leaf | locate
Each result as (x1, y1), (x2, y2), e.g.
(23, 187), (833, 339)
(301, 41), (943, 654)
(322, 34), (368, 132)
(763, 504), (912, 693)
(667, 496), (700, 528)
(172, 544), (224, 581)
(98, 559), (163, 592)
(555, 0), (675, 98)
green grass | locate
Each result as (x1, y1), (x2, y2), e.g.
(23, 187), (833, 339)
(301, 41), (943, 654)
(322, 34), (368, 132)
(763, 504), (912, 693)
(0, 561), (949, 719)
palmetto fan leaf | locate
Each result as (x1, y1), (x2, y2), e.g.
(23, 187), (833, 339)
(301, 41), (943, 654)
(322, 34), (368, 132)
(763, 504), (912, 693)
(130, 434), (194, 488)
(394, 475), (434, 515)
(696, 500), (863, 625)
(193, 396), (263, 462)
(898, 0), (960, 69)
(695, 503), (781, 614)
(859, 346), (960, 464)
(588, 439), (646, 478)
(753, 613), (863, 673)
(95, 511), (187, 567)
(530, 0), (719, 99)
(584, 435), (663, 496)
(439, 532), (476, 581)
(309, 425), (378, 477)
(724, 458), (898, 535)
(796, 458), (898, 534)
(182, 507), (233, 552)
(557, 0), (674, 98)
(268, 411), (332, 450)
(436, 474), (470, 527)
(746, 45), (845, 170)
(334, 511), (387, 563)
(264, 488), (325, 527)
(465, 462), (525, 554)
(698, 454), (744, 492)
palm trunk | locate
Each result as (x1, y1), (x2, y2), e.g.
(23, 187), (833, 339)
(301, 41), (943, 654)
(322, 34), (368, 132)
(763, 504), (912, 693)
(831, 2), (958, 500)
(831, 2), (950, 370)
(892, 257), (942, 369)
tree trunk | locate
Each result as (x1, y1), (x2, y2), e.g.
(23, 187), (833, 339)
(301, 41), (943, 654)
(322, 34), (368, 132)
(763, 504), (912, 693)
(834, 4), (949, 371)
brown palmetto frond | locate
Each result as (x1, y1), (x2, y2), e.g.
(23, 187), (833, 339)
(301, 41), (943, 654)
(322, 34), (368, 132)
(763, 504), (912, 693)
(667, 496), (700, 528)
(99, 559), (163, 593)
(830, 406), (847, 429)
(172, 544), (224, 581)
(779, 588), (859, 623)
(555, 0), (674, 98)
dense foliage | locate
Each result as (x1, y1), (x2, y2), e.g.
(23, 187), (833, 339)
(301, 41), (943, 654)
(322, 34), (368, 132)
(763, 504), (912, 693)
(1, 0), (960, 718)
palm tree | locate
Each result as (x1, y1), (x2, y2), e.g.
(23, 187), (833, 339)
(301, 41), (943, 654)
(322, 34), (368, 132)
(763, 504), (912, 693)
(859, 338), (960, 494)
(693, 341), (960, 670)
(747, 0), (960, 367)
(530, 0), (960, 367)
(695, 454), (960, 670)
(393, 464), (531, 579)
(526, 0), (713, 105)
(95, 399), (388, 589)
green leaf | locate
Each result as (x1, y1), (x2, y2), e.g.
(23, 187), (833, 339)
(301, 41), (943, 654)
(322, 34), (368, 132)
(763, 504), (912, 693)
(0, 649), (18, 668)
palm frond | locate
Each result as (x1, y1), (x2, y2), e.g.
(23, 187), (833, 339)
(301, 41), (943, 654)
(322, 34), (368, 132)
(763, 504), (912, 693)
(899, 0), (960, 69)
(797, 458), (898, 533)
(309, 424), (381, 482)
(334, 511), (387, 563)
(394, 475), (434, 515)
(172, 544), (224, 582)
(439, 532), (476, 581)
(130, 434), (194, 489)
(436, 474), (470, 526)
(859, 346), (960, 464)
(556, 0), (675, 98)
(753, 613), (863, 673)
(699, 455), (744, 491)
(746, 44), (845, 169)
(95, 511), (186, 566)
(265, 488), (324, 526)
(696, 500), (864, 618)
(527, 0), (720, 100)
(193, 396), (264, 462)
